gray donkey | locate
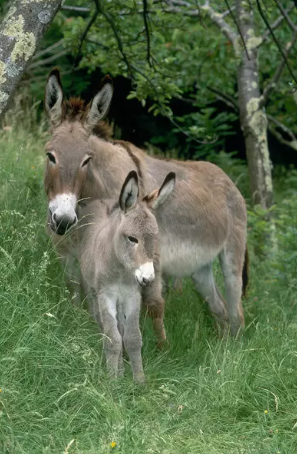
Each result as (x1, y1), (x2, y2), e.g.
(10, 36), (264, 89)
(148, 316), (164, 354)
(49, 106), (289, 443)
(79, 170), (175, 383)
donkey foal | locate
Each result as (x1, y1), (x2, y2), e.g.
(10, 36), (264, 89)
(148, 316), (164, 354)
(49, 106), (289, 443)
(79, 171), (175, 383)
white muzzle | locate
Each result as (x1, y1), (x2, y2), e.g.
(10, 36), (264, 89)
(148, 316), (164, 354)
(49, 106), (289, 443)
(135, 262), (155, 286)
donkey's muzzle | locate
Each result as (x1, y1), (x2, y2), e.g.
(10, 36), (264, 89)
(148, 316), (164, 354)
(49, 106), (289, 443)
(138, 276), (155, 286)
(48, 193), (78, 235)
(135, 262), (155, 286)
(51, 213), (77, 235)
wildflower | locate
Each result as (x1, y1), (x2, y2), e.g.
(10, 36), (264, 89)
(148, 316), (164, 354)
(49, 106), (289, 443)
(110, 441), (116, 448)
(0, 388), (2, 393)
(31, 166), (35, 169)
(264, 410), (268, 414)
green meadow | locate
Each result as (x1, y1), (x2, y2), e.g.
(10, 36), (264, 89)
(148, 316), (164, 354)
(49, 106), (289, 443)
(1, 129), (297, 454)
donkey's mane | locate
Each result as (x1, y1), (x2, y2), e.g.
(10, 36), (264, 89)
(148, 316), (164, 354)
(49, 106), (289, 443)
(64, 97), (113, 140)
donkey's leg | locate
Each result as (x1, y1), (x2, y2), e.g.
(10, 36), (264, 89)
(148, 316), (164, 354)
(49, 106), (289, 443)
(123, 293), (145, 384)
(142, 274), (166, 348)
(97, 294), (122, 379)
(219, 244), (245, 336)
(142, 251), (166, 347)
(192, 264), (229, 335)
(117, 311), (125, 377)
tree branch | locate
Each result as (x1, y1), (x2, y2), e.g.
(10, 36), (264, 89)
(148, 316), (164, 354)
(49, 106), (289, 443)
(61, 5), (91, 13)
(28, 49), (67, 70)
(161, 2), (200, 16)
(274, 0), (296, 32)
(162, 1), (239, 55)
(32, 39), (64, 60)
(203, 86), (297, 153)
(201, 3), (239, 56)
(222, 5), (235, 18)
(96, 0), (133, 78)
(86, 39), (110, 51)
(260, 30), (297, 107)
(224, 0), (249, 59)
(142, 0), (152, 67)
(267, 115), (297, 151)
(23, 67), (80, 84)
(206, 86), (239, 111)
(72, 4), (99, 69)
(259, 3), (295, 46)
(204, 86), (297, 154)
(267, 114), (297, 142)
(256, 0), (297, 85)
(156, 0), (192, 6)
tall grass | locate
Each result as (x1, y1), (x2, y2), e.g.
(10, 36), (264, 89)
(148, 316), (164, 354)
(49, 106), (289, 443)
(1, 128), (297, 454)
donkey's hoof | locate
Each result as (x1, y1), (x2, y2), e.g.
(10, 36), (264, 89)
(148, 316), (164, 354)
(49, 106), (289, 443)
(134, 373), (146, 385)
(157, 338), (169, 350)
(230, 323), (245, 338)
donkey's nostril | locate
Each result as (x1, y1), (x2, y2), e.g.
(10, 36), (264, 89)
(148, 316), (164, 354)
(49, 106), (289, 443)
(139, 275), (154, 286)
(52, 214), (77, 235)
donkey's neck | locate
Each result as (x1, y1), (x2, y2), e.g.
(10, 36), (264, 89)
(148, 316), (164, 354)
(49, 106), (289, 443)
(83, 136), (141, 200)
(110, 141), (187, 194)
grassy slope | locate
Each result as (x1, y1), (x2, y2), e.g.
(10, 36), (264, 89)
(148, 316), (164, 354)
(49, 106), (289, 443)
(0, 130), (297, 454)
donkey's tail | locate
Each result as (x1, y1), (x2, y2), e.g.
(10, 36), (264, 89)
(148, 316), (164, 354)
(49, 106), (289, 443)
(242, 246), (249, 298)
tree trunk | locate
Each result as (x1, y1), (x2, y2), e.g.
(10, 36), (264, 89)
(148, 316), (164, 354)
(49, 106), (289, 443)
(236, 0), (274, 209)
(0, 0), (62, 119)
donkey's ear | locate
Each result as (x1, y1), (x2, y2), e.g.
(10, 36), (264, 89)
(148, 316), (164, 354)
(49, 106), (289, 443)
(144, 172), (176, 210)
(85, 76), (113, 131)
(45, 68), (64, 127)
(119, 171), (139, 213)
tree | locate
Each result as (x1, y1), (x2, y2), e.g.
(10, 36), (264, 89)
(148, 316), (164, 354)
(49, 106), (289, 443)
(0, 0), (62, 119)
(60, 0), (297, 209)
(236, 0), (274, 209)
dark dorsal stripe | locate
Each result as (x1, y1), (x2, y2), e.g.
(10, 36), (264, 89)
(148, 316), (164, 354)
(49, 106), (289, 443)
(112, 140), (143, 189)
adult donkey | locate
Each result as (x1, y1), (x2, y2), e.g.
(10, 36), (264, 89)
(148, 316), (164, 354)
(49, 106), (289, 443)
(44, 69), (248, 336)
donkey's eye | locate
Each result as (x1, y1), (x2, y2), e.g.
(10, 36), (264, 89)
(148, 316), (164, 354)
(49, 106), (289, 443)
(127, 236), (138, 244)
(47, 153), (56, 164)
(82, 156), (92, 167)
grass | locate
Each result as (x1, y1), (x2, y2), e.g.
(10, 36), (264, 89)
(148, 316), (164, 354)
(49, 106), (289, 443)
(1, 129), (297, 454)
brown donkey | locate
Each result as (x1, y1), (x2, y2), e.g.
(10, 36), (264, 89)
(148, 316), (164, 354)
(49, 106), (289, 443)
(44, 69), (248, 337)
(79, 170), (175, 382)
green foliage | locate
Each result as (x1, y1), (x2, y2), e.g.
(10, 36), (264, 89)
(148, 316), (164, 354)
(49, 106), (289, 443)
(247, 165), (297, 291)
(38, 0), (296, 148)
(4, 0), (296, 165)
(1, 128), (297, 453)
(272, 196), (297, 284)
(174, 108), (238, 158)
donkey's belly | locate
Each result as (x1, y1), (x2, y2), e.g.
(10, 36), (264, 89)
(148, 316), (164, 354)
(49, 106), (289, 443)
(160, 240), (222, 277)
